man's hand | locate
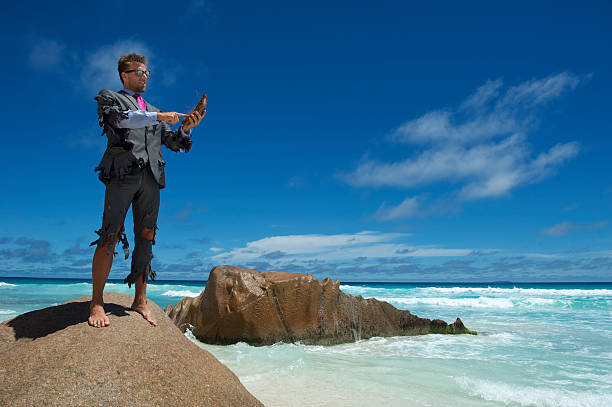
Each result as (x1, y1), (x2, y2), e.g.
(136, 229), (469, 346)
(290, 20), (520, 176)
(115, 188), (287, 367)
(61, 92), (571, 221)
(182, 110), (205, 132)
(157, 112), (188, 125)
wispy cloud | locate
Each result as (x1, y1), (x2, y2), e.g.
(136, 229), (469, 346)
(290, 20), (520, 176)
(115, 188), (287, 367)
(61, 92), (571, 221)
(541, 221), (608, 236)
(212, 231), (472, 267)
(27, 39), (70, 72)
(172, 202), (208, 222)
(262, 250), (288, 259)
(26, 37), (153, 93)
(375, 196), (420, 221)
(339, 73), (583, 218)
(63, 242), (91, 256)
(0, 237), (55, 263)
(80, 39), (152, 93)
(26, 37), (201, 98)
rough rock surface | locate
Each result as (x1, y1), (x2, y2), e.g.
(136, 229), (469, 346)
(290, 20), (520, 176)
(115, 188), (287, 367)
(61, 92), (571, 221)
(0, 292), (262, 407)
(167, 265), (476, 346)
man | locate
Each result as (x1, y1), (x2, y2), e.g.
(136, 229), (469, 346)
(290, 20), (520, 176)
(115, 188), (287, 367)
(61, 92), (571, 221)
(88, 53), (204, 328)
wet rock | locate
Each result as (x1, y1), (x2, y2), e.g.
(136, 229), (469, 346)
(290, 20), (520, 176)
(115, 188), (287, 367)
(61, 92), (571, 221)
(166, 265), (476, 346)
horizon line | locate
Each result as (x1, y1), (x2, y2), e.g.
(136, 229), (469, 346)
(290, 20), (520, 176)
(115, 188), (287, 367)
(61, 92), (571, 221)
(1, 276), (611, 285)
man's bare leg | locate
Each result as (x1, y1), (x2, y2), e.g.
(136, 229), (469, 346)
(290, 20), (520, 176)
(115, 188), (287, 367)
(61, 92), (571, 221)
(131, 276), (157, 326)
(130, 227), (157, 326)
(88, 236), (118, 328)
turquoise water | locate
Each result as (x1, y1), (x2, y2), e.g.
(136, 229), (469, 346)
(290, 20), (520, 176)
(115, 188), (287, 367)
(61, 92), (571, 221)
(1, 278), (611, 406)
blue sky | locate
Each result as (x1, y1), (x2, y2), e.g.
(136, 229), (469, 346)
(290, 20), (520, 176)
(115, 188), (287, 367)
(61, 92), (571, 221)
(0, 0), (610, 282)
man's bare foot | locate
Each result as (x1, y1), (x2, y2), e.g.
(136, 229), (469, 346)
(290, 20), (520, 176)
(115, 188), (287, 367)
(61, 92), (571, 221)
(88, 303), (110, 328)
(130, 300), (157, 326)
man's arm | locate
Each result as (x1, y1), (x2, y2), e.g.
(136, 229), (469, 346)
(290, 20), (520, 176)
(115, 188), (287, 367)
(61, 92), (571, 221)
(161, 122), (193, 152)
(112, 108), (186, 128)
(160, 110), (203, 152)
(114, 110), (158, 128)
(94, 89), (185, 129)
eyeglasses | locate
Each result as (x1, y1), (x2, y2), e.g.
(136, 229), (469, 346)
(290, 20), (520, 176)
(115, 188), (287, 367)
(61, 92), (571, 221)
(124, 69), (151, 78)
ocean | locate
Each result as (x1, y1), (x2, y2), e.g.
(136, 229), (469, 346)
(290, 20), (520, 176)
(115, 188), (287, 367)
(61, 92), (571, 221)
(1, 277), (611, 407)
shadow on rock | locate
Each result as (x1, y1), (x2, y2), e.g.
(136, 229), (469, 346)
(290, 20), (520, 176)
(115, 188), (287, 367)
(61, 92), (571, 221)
(6, 301), (130, 340)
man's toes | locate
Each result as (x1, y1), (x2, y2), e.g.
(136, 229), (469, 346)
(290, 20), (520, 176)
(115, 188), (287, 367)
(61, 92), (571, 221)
(88, 313), (108, 328)
(145, 313), (157, 326)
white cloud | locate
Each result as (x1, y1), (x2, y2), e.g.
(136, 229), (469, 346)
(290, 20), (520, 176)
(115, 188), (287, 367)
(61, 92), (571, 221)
(541, 221), (608, 236)
(461, 79), (503, 111)
(499, 73), (580, 108)
(375, 196), (420, 221)
(80, 39), (152, 92)
(389, 109), (517, 145)
(340, 73), (582, 211)
(28, 39), (68, 72)
(209, 247), (223, 252)
(27, 37), (194, 96)
(212, 231), (472, 266)
(216, 231), (404, 257)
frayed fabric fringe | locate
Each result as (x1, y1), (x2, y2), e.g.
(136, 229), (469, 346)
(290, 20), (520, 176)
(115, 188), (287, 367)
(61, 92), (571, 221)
(123, 261), (157, 288)
(89, 227), (130, 259)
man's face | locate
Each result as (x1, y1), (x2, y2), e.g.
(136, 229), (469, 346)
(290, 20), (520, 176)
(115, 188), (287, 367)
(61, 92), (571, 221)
(121, 61), (148, 93)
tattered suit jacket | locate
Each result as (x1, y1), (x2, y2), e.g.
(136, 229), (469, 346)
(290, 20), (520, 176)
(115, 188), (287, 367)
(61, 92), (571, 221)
(94, 89), (192, 189)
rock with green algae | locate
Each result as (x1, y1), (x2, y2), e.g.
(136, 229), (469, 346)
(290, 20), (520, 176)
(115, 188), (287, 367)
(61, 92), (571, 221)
(166, 265), (477, 346)
(0, 292), (263, 407)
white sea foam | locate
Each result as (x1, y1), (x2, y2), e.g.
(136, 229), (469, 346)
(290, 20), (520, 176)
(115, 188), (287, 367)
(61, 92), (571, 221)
(0, 310), (16, 314)
(483, 332), (522, 344)
(419, 286), (612, 297)
(0, 282), (17, 287)
(340, 284), (411, 294)
(455, 376), (612, 407)
(340, 284), (363, 291)
(521, 297), (556, 305)
(162, 290), (200, 297)
(565, 372), (612, 385)
(383, 296), (515, 309)
(184, 326), (197, 341)
(340, 285), (408, 294)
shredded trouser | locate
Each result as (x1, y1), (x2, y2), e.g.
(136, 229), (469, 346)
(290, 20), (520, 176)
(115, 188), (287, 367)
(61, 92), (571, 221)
(90, 164), (160, 287)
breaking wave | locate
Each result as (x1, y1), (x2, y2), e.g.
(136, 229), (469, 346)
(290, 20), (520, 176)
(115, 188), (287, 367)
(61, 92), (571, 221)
(341, 285), (612, 298)
(162, 290), (200, 297)
(455, 376), (612, 407)
(380, 296), (572, 309)
(420, 286), (612, 297)
(384, 296), (515, 309)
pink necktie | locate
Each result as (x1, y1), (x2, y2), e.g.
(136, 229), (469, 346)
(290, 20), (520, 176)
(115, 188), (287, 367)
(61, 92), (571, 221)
(134, 94), (146, 111)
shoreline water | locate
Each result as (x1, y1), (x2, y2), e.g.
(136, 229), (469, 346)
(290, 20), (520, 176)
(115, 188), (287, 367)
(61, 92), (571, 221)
(2, 277), (611, 406)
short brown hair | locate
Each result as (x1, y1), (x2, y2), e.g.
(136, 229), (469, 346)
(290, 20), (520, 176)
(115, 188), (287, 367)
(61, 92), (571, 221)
(118, 53), (147, 84)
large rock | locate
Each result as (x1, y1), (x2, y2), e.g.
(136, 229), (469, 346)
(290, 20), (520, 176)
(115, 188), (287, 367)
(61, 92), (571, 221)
(167, 265), (476, 346)
(0, 292), (262, 407)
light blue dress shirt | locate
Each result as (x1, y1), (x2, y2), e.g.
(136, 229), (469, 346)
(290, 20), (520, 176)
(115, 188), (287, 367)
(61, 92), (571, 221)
(117, 89), (191, 138)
